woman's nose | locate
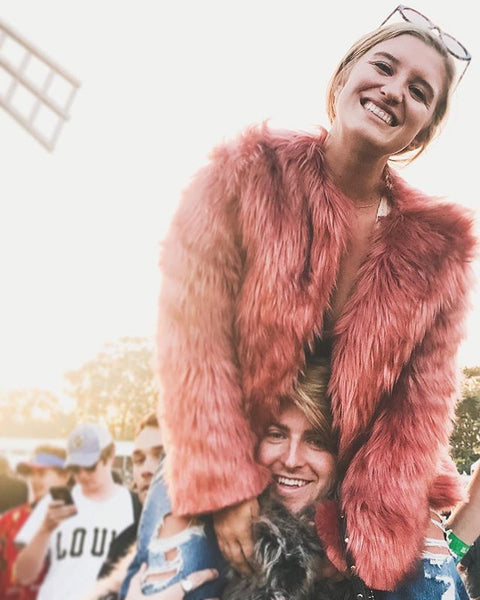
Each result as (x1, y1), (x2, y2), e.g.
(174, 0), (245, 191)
(380, 80), (403, 104)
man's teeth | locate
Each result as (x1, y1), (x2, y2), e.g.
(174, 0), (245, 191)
(364, 100), (393, 126)
(276, 476), (308, 488)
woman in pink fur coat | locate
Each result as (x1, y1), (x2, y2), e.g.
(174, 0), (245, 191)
(156, 11), (476, 593)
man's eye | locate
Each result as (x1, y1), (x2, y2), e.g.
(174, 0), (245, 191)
(306, 435), (327, 449)
(373, 61), (393, 75)
(266, 429), (285, 440)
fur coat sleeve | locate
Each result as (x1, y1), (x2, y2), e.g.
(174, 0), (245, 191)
(316, 197), (476, 590)
(340, 303), (467, 590)
(157, 139), (270, 516)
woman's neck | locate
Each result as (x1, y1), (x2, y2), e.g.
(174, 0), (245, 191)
(323, 130), (389, 206)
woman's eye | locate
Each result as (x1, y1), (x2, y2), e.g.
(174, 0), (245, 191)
(373, 61), (393, 75)
(410, 86), (427, 103)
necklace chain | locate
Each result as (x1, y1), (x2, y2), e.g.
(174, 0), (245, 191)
(350, 169), (392, 210)
(354, 198), (382, 210)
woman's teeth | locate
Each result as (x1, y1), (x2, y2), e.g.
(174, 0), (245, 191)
(364, 100), (394, 126)
(276, 476), (308, 488)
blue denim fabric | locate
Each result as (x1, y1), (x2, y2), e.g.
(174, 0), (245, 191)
(375, 556), (469, 600)
(120, 468), (468, 600)
(120, 463), (227, 599)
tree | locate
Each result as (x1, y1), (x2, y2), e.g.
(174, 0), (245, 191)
(451, 367), (480, 473)
(0, 388), (75, 438)
(65, 337), (158, 440)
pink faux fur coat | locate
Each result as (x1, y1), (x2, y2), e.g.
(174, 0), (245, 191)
(156, 125), (476, 590)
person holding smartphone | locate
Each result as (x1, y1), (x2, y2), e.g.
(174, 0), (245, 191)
(0, 445), (69, 600)
(14, 423), (136, 600)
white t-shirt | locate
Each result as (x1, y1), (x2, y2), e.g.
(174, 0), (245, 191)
(16, 484), (134, 600)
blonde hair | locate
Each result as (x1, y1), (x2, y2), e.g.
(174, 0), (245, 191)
(326, 23), (456, 161)
(290, 356), (336, 453)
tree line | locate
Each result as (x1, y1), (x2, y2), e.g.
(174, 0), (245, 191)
(0, 337), (157, 441)
(1, 337), (479, 473)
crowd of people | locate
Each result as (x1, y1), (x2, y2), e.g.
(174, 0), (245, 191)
(1, 406), (480, 600)
(0, 417), (162, 600)
(1, 4), (479, 600)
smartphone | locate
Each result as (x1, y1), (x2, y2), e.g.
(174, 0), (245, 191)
(50, 486), (75, 506)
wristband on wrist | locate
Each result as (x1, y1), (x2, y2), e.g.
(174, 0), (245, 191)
(445, 529), (471, 562)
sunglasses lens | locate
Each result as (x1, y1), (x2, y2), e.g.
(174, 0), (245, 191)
(400, 7), (433, 28)
(440, 33), (471, 60)
(69, 462), (97, 474)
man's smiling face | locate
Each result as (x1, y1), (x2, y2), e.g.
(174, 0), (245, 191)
(257, 404), (335, 514)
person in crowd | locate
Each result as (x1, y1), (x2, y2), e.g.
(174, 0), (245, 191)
(156, 4), (475, 596)
(0, 445), (68, 600)
(14, 423), (136, 600)
(447, 459), (480, 599)
(83, 413), (164, 600)
(0, 456), (28, 515)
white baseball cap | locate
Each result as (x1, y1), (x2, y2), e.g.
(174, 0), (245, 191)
(65, 423), (113, 467)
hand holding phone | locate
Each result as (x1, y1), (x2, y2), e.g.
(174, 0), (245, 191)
(41, 487), (77, 533)
(49, 486), (75, 506)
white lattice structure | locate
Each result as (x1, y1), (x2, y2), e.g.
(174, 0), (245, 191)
(0, 18), (80, 151)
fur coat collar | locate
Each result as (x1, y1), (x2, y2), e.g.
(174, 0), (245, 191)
(158, 125), (476, 590)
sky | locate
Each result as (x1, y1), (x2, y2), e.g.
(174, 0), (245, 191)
(0, 0), (478, 397)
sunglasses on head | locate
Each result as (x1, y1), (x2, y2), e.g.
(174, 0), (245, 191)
(68, 461), (99, 475)
(381, 5), (471, 85)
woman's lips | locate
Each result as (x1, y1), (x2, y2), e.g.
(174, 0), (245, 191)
(361, 99), (398, 126)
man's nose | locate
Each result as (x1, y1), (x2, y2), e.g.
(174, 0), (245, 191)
(282, 439), (304, 469)
(142, 456), (159, 476)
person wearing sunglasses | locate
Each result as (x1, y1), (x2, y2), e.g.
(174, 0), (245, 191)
(156, 4), (475, 598)
(14, 423), (137, 600)
(0, 445), (69, 600)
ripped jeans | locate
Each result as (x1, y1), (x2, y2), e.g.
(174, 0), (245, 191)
(120, 469), (469, 600)
(375, 555), (469, 600)
(120, 463), (226, 599)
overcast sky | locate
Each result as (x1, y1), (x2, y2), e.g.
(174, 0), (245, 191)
(0, 0), (478, 397)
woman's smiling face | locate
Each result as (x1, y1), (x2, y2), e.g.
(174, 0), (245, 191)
(258, 404), (336, 513)
(331, 34), (447, 157)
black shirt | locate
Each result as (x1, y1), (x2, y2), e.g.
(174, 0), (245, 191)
(97, 491), (142, 580)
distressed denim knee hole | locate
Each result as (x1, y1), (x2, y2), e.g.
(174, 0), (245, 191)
(142, 522), (209, 595)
